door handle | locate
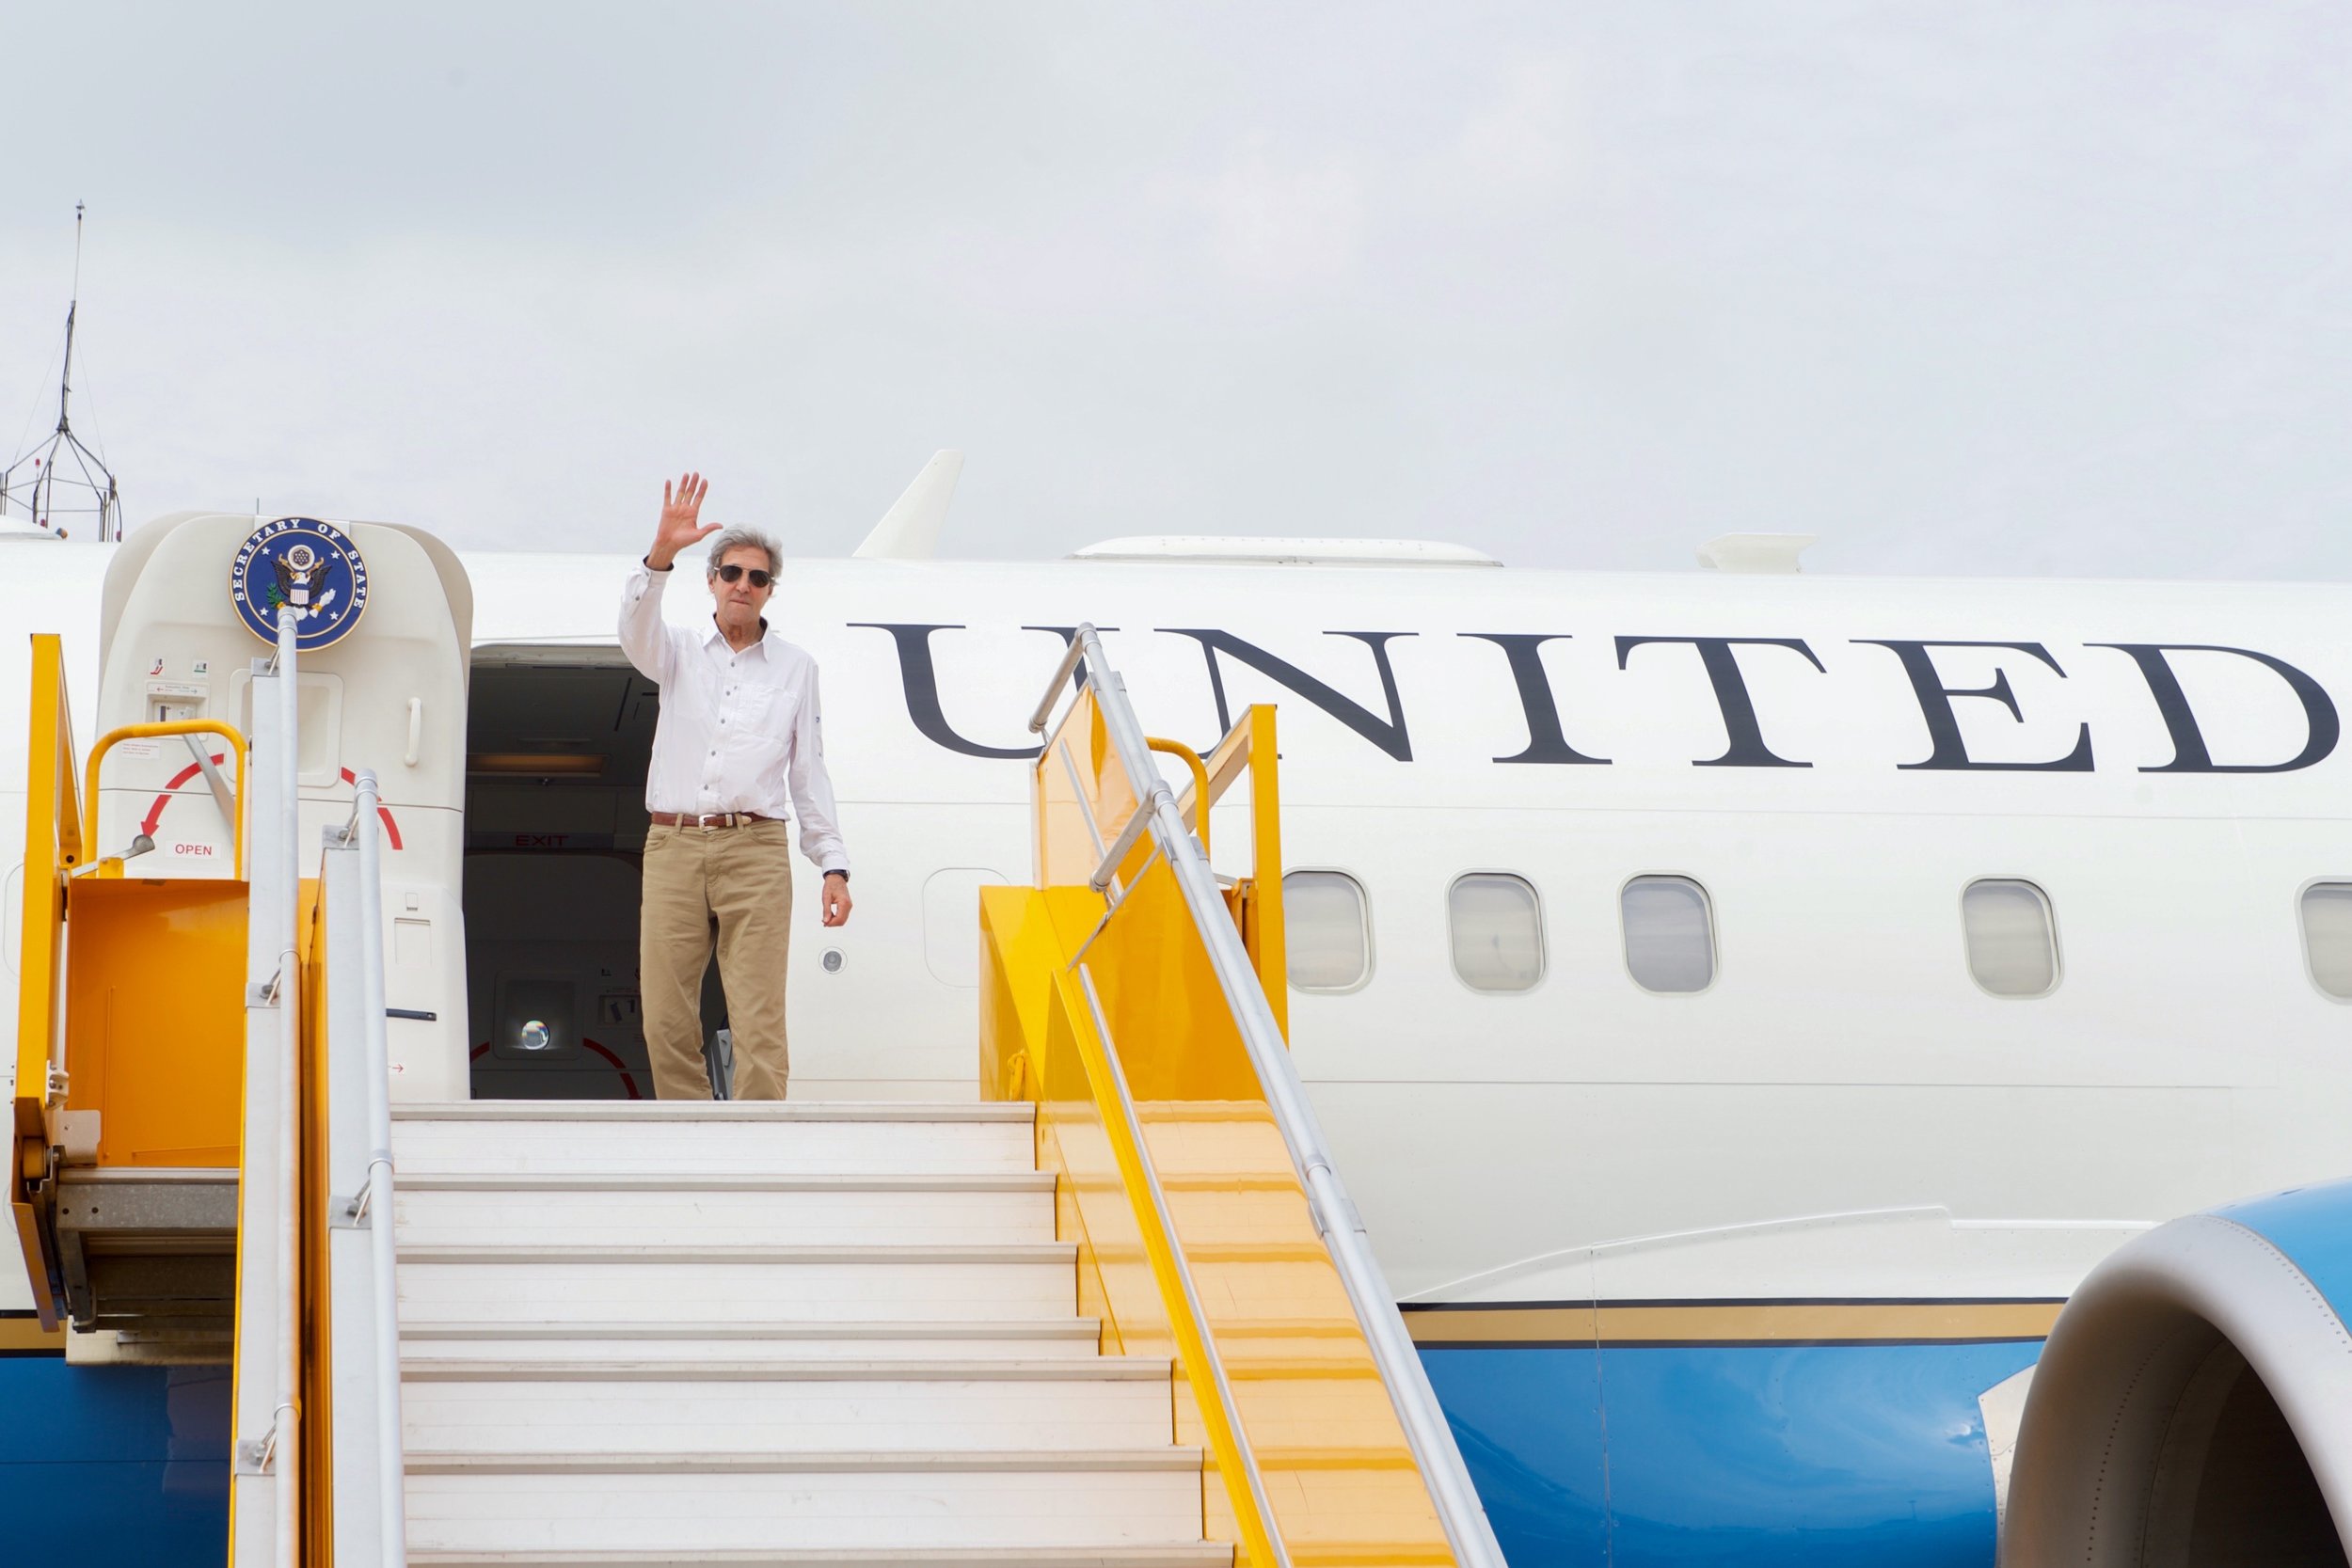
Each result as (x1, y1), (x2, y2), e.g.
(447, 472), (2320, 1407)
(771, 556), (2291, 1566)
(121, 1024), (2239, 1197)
(405, 698), (421, 768)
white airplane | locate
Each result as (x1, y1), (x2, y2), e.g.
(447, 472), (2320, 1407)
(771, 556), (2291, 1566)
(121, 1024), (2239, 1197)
(7, 459), (2352, 1564)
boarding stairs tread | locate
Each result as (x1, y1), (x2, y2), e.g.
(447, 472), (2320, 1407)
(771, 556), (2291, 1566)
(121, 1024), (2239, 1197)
(401, 1356), (1170, 1381)
(393, 1101), (1031, 1122)
(402, 1448), (1201, 1475)
(404, 1549), (1232, 1567)
(397, 1242), (1074, 1263)
(398, 1171), (1056, 1192)
(400, 1320), (1103, 1341)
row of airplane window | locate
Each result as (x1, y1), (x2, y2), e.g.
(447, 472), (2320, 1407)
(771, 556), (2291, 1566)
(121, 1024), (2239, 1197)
(1280, 870), (2352, 1003)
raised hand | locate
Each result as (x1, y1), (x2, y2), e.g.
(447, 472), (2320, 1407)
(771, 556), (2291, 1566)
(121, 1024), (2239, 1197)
(647, 471), (718, 568)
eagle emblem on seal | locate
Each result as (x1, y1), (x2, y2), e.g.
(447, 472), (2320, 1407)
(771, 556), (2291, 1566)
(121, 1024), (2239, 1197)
(230, 517), (372, 650)
(270, 542), (332, 612)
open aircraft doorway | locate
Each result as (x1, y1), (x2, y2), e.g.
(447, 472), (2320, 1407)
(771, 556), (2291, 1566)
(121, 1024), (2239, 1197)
(462, 645), (686, 1100)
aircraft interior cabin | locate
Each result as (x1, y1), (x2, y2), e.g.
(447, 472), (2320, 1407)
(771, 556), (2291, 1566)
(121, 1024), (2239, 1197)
(462, 647), (700, 1101)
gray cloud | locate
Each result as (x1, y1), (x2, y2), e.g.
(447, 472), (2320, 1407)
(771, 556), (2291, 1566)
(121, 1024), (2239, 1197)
(5, 1), (2349, 578)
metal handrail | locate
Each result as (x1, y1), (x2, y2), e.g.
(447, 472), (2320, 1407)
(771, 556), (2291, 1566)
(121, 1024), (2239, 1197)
(82, 719), (250, 877)
(224, 607), (306, 1568)
(1145, 737), (1210, 855)
(1028, 634), (1090, 734)
(269, 608), (301, 1568)
(347, 769), (409, 1567)
(1029, 626), (1508, 1568)
(1076, 967), (1289, 1568)
(13, 633), (78, 1330)
(227, 607), (307, 1568)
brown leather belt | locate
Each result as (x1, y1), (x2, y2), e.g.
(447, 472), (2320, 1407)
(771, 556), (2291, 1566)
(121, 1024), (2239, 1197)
(649, 810), (774, 830)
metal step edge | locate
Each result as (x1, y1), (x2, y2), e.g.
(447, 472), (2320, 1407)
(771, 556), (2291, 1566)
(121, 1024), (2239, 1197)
(398, 1172), (1054, 1193)
(403, 1448), (1200, 1476)
(393, 1103), (1032, 1123)
(54, 1166), (238, 1186)
(400, 1320), (1102, 1341)
(406, 1549), (1231, 1567)
(400, 1357), (1169, 1383)
(397, 1243), (1074, 1265)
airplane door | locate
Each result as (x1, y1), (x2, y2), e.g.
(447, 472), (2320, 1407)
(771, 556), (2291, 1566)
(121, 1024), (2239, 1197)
(95, 513), (472, 1099)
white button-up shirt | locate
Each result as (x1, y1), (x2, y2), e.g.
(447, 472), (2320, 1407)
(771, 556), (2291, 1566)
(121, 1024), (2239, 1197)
(618, 563), (850, 874)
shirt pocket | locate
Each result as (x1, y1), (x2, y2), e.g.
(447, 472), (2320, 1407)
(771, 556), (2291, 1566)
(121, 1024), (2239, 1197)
(738, 680), (801, 745)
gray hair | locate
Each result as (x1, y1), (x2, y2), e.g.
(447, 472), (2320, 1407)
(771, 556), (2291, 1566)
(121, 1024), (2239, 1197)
(705, 527), (782, 578)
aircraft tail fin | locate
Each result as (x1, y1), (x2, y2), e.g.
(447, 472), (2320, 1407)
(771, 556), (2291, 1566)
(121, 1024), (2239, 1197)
(851, 449), (964, 560)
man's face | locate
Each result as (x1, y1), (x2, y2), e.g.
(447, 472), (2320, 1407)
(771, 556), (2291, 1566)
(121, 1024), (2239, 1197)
(709, 546), (776, 626)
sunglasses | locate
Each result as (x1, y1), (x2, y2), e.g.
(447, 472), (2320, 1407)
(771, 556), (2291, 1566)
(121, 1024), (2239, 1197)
(714, 562), (774, 588)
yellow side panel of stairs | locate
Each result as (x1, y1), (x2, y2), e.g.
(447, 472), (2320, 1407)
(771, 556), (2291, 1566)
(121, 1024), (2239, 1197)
(982, 882), (1454, 1568)
(63, 877), (248, 1167)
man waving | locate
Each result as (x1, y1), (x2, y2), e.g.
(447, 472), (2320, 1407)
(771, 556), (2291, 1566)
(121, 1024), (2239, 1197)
(618, 472), (851, 1100)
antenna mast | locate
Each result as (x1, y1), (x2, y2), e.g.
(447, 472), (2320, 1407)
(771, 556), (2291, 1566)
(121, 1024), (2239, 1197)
(2, 202), (122, 542)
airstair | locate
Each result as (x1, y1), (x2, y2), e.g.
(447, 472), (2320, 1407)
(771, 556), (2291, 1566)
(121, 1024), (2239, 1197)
(10, 514), (1504, 1567)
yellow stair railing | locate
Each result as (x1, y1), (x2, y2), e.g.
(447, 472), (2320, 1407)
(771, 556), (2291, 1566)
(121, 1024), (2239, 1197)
(11, 633), (81, 1331)
(982, 626), (1505, 1568)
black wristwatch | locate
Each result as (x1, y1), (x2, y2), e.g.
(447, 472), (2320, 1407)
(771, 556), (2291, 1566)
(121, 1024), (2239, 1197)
(825, 870), (850, 882)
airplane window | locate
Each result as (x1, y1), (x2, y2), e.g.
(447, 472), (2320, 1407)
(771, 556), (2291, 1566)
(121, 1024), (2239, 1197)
(1449, 874), (1544, 992)
(1284, 870), (1371, 992)
(1962, 879), (2059, 997)
(1622, 876), (1714, 993)
(2299, 883), (2352, 1000)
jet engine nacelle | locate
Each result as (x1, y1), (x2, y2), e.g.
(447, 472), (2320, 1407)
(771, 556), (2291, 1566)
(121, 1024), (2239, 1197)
(2003, 1180), (2352, 1566)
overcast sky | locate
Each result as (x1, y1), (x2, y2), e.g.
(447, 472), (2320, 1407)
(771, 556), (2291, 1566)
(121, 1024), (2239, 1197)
(5, 2), (2349, 577)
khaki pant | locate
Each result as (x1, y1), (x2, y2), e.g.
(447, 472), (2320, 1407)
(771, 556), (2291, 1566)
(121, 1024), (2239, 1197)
(639, 819), (793, 1100)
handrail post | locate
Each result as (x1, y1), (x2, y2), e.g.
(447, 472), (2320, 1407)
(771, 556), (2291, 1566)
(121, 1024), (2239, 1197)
(1245, 705), (1285, 1040)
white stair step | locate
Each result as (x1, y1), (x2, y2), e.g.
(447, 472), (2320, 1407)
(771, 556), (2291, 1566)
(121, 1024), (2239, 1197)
(407, 1547), (1231, 1566)
(403, 1358), (1163, 1382)
(392, 1105), (1035, 1179)
(395, 1176), (1054, 1247)
(401, 1320), (1104, 1362)
(401, 1359), (1172, 1453)
(394, 1103), (1036, 1122)
(396, 1245), (1076, 1325)
(403, 1450), (1201, 1555)
(399, 1172), (1053, 1190)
